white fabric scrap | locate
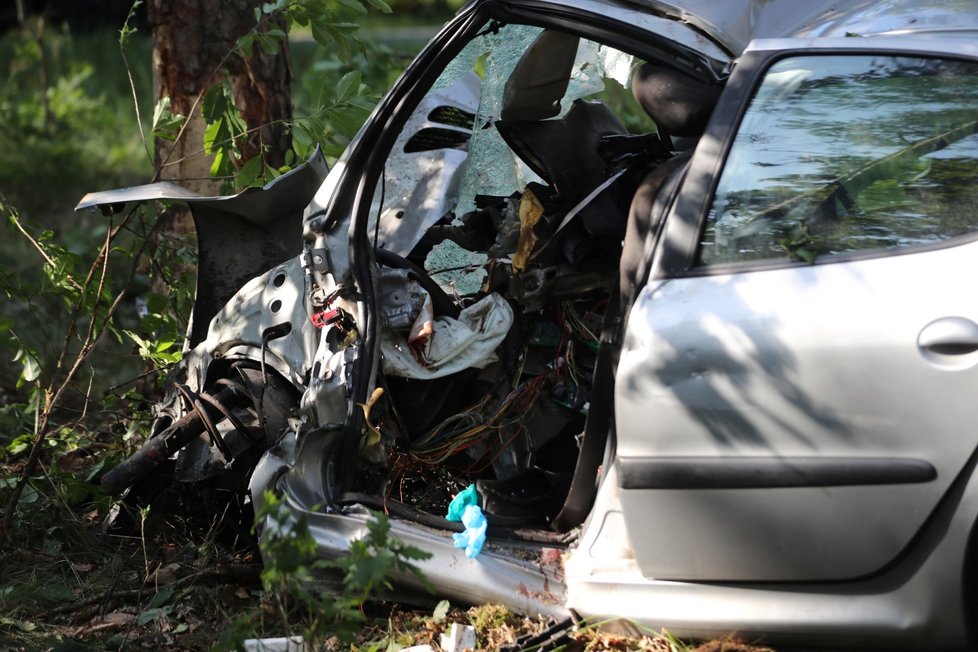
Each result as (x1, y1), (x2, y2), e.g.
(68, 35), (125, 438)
(381, 293), (514, 379)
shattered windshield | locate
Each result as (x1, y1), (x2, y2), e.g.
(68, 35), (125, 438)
(699, 54), (978, 265)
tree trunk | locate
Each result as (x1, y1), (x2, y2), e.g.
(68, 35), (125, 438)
(147, 0), (293, 194)
(142, 0), (292, 357)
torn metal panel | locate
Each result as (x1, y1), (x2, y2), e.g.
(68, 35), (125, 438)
(76, 148), (329, 347)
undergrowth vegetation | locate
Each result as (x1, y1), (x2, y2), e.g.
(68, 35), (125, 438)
(0, 1), (448, 648)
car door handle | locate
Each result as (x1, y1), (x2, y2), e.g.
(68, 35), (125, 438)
(918, 317), (978, 355)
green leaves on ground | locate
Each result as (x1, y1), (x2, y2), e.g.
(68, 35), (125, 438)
(216, 491), (432, 648)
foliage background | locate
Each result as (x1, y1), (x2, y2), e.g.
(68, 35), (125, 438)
(0, 0), (460, 445)
(0, 1), (462, 647)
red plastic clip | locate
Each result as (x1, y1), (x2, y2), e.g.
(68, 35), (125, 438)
(311, 308), (341, 329)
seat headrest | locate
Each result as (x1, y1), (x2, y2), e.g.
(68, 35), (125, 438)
(631, 64), (720, 137)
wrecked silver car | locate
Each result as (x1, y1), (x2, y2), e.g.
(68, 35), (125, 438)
(79, 0), (978, 648)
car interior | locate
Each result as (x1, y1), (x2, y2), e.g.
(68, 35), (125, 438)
(334, 25), (721, 538)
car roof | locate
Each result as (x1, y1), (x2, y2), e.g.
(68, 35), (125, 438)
(618, 0), (978, 55)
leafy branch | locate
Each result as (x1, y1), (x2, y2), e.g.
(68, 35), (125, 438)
(0, 195), (156, 543)
(214, 492), (430, 648)
(143, 0), (391, 193)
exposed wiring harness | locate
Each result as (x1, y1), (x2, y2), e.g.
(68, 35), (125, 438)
(384, 299), (604, 468)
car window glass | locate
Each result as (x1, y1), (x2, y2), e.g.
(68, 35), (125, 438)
(698, 54), (978, 266)
(368, 22), (642, 295)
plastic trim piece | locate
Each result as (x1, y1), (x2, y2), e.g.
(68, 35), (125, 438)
(617, 456), (937, 489)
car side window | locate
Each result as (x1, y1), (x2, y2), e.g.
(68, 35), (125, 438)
(697, 54), (978, 266)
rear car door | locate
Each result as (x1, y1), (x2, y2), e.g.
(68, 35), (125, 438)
(615, 38), (978, 581)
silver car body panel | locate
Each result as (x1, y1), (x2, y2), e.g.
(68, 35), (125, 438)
(565, 460), (977, 650)
(617, 243), (978, 580)
(610, 32), (978, 645)
(621, 0), (978, 54)
(516, 0), (731, 74)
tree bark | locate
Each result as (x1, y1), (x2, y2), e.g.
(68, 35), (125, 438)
(142, 0), (293, 354)
(147, 0), (293, 194)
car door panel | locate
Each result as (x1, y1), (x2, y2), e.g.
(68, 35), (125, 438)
(616, 242), (978, 581)
(615, 37), (978, 583)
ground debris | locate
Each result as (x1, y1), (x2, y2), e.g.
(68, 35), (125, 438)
(691, 640), (776, 652)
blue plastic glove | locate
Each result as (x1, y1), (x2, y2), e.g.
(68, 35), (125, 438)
(446, 483), (479, 522)
(452, 504), (487, 558)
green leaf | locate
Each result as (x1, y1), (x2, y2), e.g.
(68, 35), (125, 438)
(5, 433), (33, 457)
(327, 105), (368, 138)
(153, 111), (184, 139)
(145, 292), (168, 316)
(0, 617), (36, 632)
(238, 32), (256, 57)
(236, 155), (265, 190)
(255, 33), (276, 55)
(19, 483), (39, 505)
(14, 348), (40, 385)
(124, 330), (181, 365)
(794, 248), (816, 264)
(202, 124), (220, 155)
(335, 71), (362, 103)
(145, 585), (175, 610)
(330, 22), (362, 32)
(292, 122), (313, 149)
(153, 339), (177, 354)
(57, 475), (98, 506)
(208, 145), (225, 177)
(202, 85), (228, 123)
(136, 605), (172, 626)
(336, 0), (368, 15)
(310, 21), (333, 48)
(364, 0), (392, 13)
